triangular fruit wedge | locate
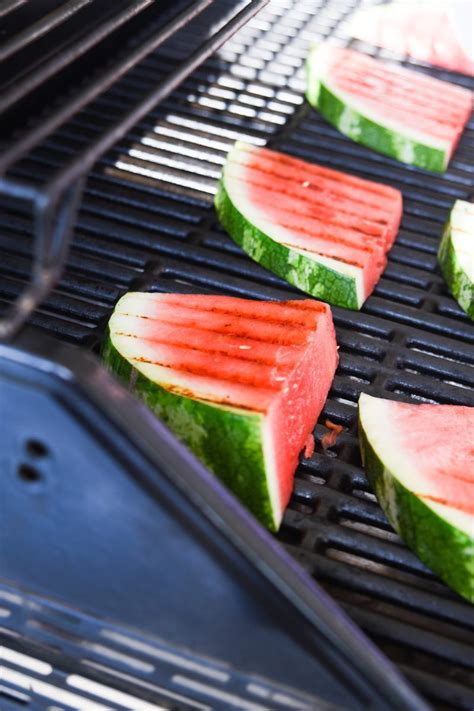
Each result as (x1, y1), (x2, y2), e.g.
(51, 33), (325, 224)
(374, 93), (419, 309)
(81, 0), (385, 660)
(438, 199), (474, 320)
(307, 43), (473, 172)
(215, 142), (402, 310)
(358, 393), (474, 602)
(105, 292), (339, 531)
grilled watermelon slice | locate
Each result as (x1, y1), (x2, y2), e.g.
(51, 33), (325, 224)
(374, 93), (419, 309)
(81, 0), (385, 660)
(358, 394), (474, 602)
(215, 142), (402, 310)
(438, 199), (474, 320)
(104, 292), (338, 531)
(307, 44), (473, 172)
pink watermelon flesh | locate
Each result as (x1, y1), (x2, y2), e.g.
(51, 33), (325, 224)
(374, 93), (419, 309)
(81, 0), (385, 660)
(226, 144), (402, 298)
(323, 47), (473, 157)
(382, 401), (474, 513)
(391, 403), (474, 513)
(349, 4), (474, 77)
(228, 145), (402, 243)
(232, 179), (390, 240)
(109, 293), (339, 514)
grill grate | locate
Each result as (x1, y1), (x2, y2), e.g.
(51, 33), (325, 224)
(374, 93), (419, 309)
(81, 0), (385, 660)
(0, 0), (267, 338)
(1, 1), (473, 709)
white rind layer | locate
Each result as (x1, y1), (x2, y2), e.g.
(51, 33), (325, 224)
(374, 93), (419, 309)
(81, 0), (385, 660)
(450, 200), (474, 280)
(262, 419), (282, 529)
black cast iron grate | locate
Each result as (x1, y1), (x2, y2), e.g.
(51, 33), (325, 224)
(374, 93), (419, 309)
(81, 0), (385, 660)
(1, 0), (473, 709)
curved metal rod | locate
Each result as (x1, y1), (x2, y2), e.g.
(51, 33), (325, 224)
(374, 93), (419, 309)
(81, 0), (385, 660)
(0, 177), (85, 341)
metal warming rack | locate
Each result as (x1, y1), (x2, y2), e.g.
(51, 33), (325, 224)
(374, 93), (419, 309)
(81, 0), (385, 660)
(0, 0), (268, 338)
(0, 1), (473, 709)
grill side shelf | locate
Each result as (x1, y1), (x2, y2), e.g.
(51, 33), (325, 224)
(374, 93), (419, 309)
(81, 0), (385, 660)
(0, 332), (428, 711)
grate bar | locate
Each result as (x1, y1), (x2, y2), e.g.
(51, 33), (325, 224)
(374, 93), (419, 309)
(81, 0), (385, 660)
(0, 0), (210, 174)
(0, 0), (155, 115)
(0, 0), (269, 340)
(0, 0), (26, 18)
(0, 0), (96, 63)
(47, 0), (270, 199)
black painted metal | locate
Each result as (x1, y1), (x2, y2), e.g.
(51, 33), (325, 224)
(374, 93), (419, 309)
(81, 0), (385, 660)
(0, 0), (267, 338)
(0, 330), (427, 711)
(0, 0), (473, 709)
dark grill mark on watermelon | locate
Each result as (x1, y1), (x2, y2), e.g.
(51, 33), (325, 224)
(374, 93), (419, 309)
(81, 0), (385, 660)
(332, 73), (465, 124)
(157, 294), (328, 321)
(236, 159), (393, 218)
(273, 219), (385, 253)
(421, 494), (474, 515)
(329, 49), (472, 109)
(239, 146), (401, 201)
(230, 182), (390, 237)
(235, 158), (396, 212)
(333, 81), (463, 138)
(162, 384), (263, 412)
(219, 142), (404, 306)
(114, 330), (305, 368)
(227, 165), (394, 228)
(331, 67), (469, 113)
(123, 313), (315, 346)
(280, 242), (373, 270)
(113, 294), (335, 400)
(132, 355), (286, 391)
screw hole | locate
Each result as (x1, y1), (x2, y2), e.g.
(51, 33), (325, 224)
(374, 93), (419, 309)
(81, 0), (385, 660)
(17, 464), (41, 483)
(25, 439), (49, 458)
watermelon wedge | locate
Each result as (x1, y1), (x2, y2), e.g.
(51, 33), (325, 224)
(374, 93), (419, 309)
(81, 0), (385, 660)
(214, 142), (402, 310)
(104, 292), (339, 531)
(358, 394), (474, 602)
(438, 199), (474, 320)
(306, 43), (473, 172)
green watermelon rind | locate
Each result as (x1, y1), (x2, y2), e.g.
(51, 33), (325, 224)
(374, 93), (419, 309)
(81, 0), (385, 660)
(438, 218), (474, 321)
(358, 408), (474, 603)
(102, 336), (278, 531)
(214, 176), (360, 310)
(306, 47), (448, 173)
